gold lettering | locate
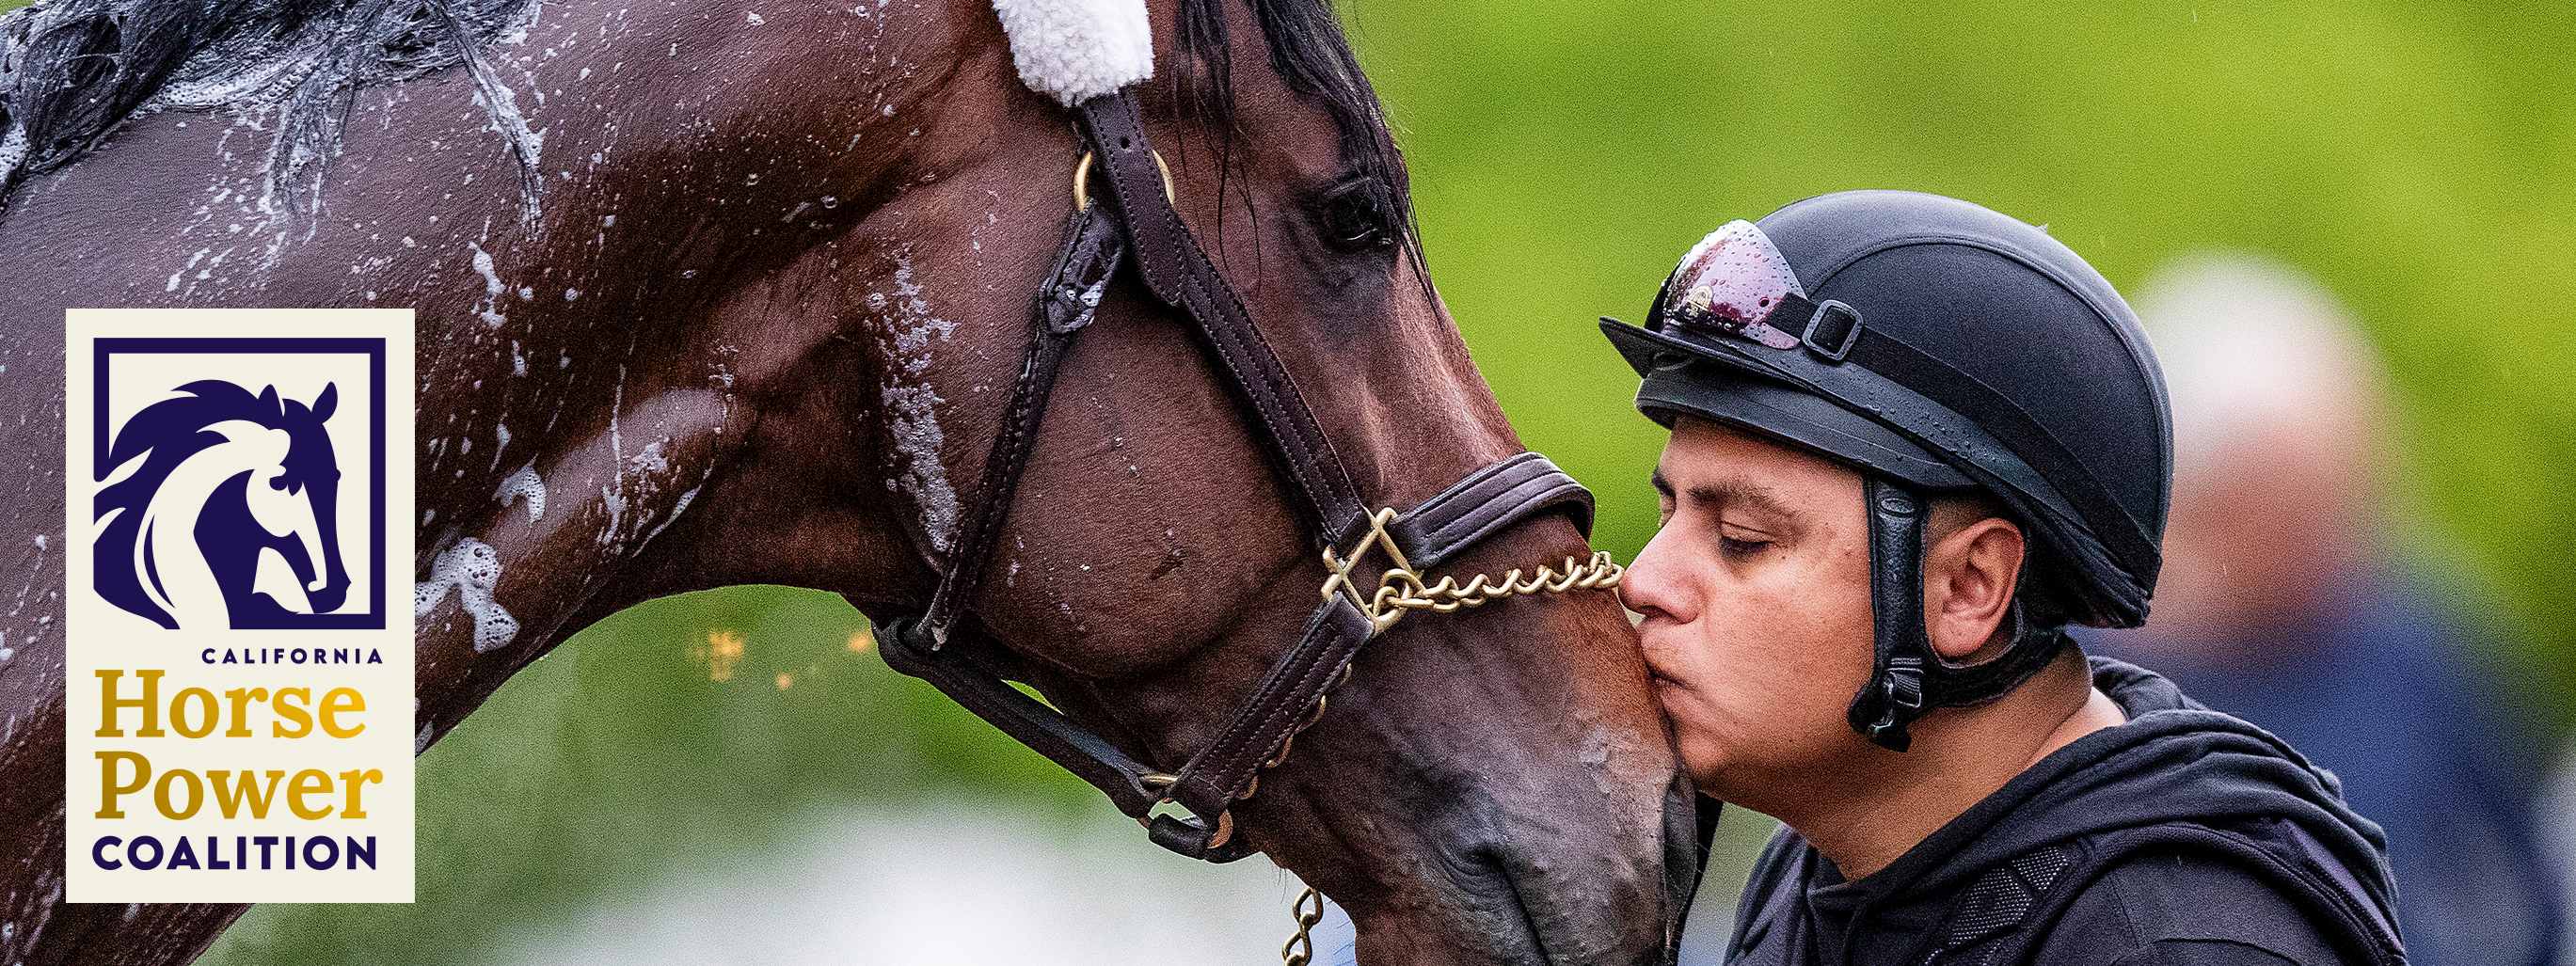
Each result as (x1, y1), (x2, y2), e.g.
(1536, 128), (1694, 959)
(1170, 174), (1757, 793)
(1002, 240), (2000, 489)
(153, 769), (205, 819)
(207, 769), (288, 819)
(319, 688), (365, 738)
(222, 687), (269, 736)
(168, 688), (218, 738)
(95, 751), (150, 818)
(287, 769), (334, 819)
(95, 670), (165, 737)
(271, 688), (313, 737)
(339, 768), (383, 819)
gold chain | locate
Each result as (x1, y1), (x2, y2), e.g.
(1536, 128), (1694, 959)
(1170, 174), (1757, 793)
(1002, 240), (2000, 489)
(1322, 507), (1625, 635)
(1281, 886), (1326, 966)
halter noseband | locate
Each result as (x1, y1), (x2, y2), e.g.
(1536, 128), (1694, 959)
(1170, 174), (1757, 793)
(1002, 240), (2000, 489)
(874, 89), (1620, 863)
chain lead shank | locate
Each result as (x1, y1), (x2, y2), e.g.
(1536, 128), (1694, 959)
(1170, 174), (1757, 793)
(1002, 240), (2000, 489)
(1325, 507), (1624, 636)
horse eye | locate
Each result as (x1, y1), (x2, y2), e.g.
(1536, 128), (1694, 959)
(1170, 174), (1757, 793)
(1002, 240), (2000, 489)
(1318, 176), (1392, 252)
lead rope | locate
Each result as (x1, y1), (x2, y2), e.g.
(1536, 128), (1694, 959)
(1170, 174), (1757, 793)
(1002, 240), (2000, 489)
(1281, 886), (1326, 966)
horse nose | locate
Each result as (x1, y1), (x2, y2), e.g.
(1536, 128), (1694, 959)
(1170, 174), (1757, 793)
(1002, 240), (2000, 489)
(1439, 775), (1692, 966)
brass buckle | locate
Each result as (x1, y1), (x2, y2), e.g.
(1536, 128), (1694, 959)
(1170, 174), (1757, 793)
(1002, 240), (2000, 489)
(1319, 508), (1423, 636)
(1073, 150), (1177, 214)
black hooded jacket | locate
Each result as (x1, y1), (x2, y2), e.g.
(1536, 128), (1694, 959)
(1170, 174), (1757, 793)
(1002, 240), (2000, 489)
(1723, 657), (2406, 966)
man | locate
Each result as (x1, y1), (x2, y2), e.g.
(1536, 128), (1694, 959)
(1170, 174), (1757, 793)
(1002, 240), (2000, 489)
(1601, 191), (2403, 965)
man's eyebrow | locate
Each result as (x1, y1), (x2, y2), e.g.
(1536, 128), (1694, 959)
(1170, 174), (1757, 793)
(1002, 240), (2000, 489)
(1705, 483), (1799, 521)
(1653, 471), (1800, 520)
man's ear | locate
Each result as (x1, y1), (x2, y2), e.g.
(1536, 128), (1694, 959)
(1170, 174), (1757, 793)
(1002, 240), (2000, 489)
(1924, 512), (2025, 663)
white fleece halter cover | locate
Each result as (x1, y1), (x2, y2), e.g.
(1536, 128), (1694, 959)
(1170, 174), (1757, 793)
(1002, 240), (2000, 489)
(990, 0), (1155, 106)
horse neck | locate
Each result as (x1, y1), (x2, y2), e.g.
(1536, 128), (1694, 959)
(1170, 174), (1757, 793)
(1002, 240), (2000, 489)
(405, 0), (1008, 570)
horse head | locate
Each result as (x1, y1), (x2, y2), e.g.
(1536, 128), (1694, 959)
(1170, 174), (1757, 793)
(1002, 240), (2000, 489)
(795, 2), (1701, 959)
(90, 380), (352, 628)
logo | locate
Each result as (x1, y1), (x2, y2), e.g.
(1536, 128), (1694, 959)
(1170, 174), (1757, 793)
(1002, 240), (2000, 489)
(90, 339), (387, 631)
(69, 311), (414, 905)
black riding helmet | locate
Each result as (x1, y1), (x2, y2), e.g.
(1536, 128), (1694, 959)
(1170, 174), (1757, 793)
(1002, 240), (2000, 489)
(1600, 190), (2172, 752)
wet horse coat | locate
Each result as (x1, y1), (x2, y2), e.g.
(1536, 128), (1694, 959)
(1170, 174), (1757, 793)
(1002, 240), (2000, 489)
(0, 0), (1698, 962)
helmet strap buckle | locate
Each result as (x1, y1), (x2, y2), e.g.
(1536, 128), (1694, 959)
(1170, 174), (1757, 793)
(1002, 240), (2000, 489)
(1846, 475), (2086, 754)
(1803, 299), (1864, 361)
(1864, 661), (1926, 751)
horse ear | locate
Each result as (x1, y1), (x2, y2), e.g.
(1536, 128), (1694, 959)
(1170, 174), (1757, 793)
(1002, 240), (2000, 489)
(259, 385), (280, 414)
(312, 383), (339, 421)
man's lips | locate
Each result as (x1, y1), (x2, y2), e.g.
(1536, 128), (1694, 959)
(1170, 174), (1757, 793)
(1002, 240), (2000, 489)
(1646, 663), (1688, 700)
(1637, 625), (1682, 690)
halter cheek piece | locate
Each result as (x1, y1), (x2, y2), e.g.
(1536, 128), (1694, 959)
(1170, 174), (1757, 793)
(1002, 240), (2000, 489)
(874, 89), (1622, 863)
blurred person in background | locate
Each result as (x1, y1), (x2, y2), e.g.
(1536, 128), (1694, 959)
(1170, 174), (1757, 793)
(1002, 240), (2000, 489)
(2547, 753), (2576, 966)
(2077, 254), (2563, 966)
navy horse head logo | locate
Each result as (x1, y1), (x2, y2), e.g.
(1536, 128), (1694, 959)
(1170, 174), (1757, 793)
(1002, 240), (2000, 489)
(94, 380), (352, 629)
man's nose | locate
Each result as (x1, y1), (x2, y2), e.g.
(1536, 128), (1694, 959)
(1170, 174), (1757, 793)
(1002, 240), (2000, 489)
(1619, 525), (1687, 624)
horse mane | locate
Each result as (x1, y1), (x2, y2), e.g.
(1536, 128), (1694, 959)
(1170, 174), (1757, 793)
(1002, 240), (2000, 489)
(0, 0), (537, 214)
(0, 0), (1417, 244)
(1173, 0), (1420, 253)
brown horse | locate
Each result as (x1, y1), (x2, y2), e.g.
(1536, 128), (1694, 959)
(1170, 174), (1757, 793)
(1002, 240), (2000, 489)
(0, 0), (1697, 961)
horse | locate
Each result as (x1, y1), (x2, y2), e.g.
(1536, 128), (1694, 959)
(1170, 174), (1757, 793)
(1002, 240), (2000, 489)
(93, 379), (353, 630)
(0, 0), (1701, 962)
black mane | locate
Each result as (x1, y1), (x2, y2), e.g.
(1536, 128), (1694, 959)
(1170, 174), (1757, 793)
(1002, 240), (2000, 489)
(1173, 0), (1420, 251)
(0, 0), (1416, 241)
(0, 0), (535, 213)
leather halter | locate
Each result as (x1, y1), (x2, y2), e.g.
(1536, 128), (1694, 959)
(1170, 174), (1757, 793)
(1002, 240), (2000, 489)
(876, 89), (1609, 863)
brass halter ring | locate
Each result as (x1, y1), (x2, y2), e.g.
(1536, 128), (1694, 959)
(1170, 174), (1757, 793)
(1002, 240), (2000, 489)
(1073, 150), (1177, 214)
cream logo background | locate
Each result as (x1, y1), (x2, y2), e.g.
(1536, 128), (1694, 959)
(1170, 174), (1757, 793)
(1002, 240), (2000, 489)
(67, 309), (415, 904)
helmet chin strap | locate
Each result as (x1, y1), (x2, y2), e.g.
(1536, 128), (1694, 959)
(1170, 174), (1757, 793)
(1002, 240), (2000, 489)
(1850, 477), (1936, 752)
(1847, 476), (2072, 752)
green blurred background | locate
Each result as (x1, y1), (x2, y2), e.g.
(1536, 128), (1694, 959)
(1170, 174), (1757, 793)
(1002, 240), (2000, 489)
(3, 0), (2560, 958)
(1344, 0), (2576, 726)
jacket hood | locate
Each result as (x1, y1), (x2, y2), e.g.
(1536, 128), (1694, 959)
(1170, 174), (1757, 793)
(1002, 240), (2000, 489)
(1825, 657), (2398, 923)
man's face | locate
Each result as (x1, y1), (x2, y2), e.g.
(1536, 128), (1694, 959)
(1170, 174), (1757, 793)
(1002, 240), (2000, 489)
(1623, 417), (1878, 809)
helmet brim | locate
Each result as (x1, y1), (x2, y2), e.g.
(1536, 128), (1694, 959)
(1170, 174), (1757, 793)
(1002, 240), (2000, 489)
(1600, 317), (1973, 490)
